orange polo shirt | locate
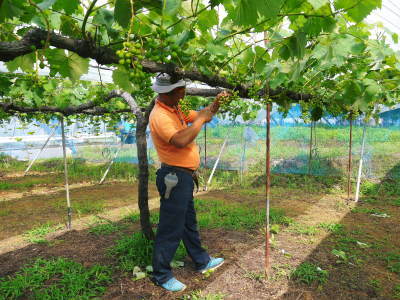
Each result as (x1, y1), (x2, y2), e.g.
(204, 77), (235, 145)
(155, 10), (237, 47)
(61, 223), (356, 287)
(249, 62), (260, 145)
(149, 100), (200, 170)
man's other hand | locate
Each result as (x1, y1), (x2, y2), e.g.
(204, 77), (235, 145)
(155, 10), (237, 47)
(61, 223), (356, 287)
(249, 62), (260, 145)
(210, 91), (231, 113)
(197, 108), (214, 123)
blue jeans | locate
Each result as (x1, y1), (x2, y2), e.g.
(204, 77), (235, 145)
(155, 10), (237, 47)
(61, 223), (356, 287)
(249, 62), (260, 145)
(152, 166), (210, 284)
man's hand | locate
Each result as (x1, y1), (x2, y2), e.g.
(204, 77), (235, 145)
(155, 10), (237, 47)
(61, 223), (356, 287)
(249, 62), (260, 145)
(209, 91), (231, 113)
(197, 107), (214, 123)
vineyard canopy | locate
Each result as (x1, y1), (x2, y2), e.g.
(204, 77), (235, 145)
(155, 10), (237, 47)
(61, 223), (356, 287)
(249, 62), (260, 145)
(0, 0), (399, 122)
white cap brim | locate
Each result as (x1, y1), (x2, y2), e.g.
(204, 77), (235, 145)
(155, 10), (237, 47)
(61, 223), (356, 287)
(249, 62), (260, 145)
(151, 79), (186, 93)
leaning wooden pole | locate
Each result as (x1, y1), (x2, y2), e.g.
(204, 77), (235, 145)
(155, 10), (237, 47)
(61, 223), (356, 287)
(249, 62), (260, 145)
(347, 118), (353, 201)
(60, 117), (72, 229)
(203, 123), (208, 191)
(265, 102), (271, 276)
(355, 124), (367, 202)
(24, 123), (59, 176)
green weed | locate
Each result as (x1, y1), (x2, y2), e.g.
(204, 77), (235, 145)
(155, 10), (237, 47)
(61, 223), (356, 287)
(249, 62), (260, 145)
(0, 209), (11, 217)
(291, 262), (329, 286)
(391, 199), (400, 206)
(23, 223), (62, 244)
(194, 198), (292, 231)
(393, 284), (400, 299)
(271, 264), (293, 281)
(108, 232), (186, 272)
(351, 207), (385, 215)
(368, 279), (382, 294)
(89, 218), (126, 236)
(125, 212), (140, 223)
(287, 223), (319, 236)
(182, 290), (225, 300)
(0, 257), (112, 299)
(384, 253), (400, 275)
(244, 271), (266, 282)
(73, 200), (105, 215)
(318, 223), (344, 234)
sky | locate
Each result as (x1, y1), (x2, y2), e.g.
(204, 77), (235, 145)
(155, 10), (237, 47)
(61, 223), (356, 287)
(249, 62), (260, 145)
(367, 0), (400, 49)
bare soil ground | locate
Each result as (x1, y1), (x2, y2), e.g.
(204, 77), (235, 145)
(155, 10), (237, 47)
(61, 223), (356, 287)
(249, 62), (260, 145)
(0, 173), (399, 299)
(0, 179), (159, 239)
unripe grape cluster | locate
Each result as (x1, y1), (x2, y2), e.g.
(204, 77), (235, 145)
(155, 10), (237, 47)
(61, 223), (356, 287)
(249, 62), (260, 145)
(116, 41), (145, 81)
(179, 97), (192, 117)
(25, 72), (46, 88)
(215, 90), (240, 111)
(116, 27), (193, 83)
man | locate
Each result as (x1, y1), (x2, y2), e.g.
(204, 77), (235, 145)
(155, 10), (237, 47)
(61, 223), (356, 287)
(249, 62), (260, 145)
(149, 73), (228, 292)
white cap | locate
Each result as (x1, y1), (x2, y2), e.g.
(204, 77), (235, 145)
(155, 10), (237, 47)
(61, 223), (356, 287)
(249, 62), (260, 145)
(151, 73), (186, 93)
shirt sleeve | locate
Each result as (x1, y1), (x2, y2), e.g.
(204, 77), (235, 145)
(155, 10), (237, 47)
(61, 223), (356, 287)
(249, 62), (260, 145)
(184, 110), (198, 123)
(150, 112), (180, 143)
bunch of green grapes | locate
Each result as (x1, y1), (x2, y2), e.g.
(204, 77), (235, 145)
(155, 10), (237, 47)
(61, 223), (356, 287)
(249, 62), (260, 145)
(248, 83), (263, 102)
(179, 97), (192, 117)
(144, 28), (183, 64)
(25, 72), (47, 88)
(116, 41), (146, 81)
(215, 90), (240, 112)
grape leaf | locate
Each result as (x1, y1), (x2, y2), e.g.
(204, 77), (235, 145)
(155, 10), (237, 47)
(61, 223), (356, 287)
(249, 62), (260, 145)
(307, 0), (328, 10)
(46, 49), (89, 81)
(198, 9), (218, 30)
(206, 42), (228, 56)
(0, 0), (24, 21)
(53, 0), (79, 14)
(335, 0), (381, 23)
(163, 0), (182, 17)
(259, 0), (285, 19)
(5, 53), (35, 73)
(93, 8), (114, 29)
(37, 0), (56, 10)
(114, 0), (132, 28)
(113, 67), (134, 93)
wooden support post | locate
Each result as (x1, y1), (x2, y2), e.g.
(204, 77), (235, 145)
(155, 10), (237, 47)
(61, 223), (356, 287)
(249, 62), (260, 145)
(60, 117), (72, 229)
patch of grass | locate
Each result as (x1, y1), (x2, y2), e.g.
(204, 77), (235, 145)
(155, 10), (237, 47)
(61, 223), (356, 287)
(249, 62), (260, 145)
(0, 181), (37, 191)
(368, 279), (383, 294)
(194, 198), (292, 231)
(0, 257), (112, 299)
(291, 262), (329, 286)
(287, 223), (319, 236)
(393, 284), (400, 299)
(23, 223), (62, 244)
(351, 207), (385, 215)
(0, 209), (11, 217)
(125, 212), (140, 223)
(318, 223), (345, 234)
(182, 290), (225, 300)
(363, 197), (378, 204)
(391, 199), (400, 206)
(384, 253), (400, 275)
(89, 218), (127, 236)
(73, 200), (105, 215)
(108, 232), (186, 272)
(271, 264), (293, 281)
(244, 271), (265, 282)
(361, 180), (400, 197)
(0, 153), (25, 172)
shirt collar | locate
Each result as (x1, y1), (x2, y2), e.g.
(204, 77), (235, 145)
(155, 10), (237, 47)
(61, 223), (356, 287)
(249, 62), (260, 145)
(156, 99), (176, 113)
